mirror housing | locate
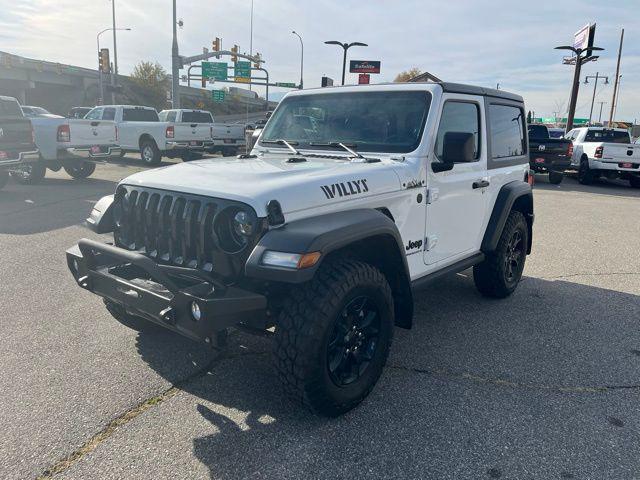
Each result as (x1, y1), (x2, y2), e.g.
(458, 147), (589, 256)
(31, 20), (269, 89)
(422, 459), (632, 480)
(432, 131), (475, 173)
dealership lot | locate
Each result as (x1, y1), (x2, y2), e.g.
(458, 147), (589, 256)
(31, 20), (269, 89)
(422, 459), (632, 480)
(0, 160), (639, 479)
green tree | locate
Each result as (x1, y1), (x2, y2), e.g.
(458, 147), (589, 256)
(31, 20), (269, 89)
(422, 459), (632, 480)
(130, 61), (169, 110)
(394, 67), (422, 83)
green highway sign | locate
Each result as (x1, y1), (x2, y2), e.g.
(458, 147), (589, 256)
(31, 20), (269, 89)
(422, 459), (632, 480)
(276, 82), (297, 88)
(202, 61), (228, 81)
(211, 89), (226, 103)
(235, 61), (251, 80)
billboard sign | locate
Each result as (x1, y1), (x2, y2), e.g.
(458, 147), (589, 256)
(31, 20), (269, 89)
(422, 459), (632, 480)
(349, 60), (381, 74)
(321, 76), (334, 87)
(358, 73), (370, 85)
(573, 24), (590, 51)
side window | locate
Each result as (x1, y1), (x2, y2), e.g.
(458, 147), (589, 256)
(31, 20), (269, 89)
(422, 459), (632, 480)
(489, 104), (526, 158)
(435, 101), (480, 162)
(85, 108), (103, 120)
(102, 108), (115, 120)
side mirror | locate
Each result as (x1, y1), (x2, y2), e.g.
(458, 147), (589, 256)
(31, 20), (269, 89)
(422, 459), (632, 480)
(432, 131), (475, 173)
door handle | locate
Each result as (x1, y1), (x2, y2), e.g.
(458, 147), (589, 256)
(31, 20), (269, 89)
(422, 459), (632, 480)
(472, 179), (490, 189)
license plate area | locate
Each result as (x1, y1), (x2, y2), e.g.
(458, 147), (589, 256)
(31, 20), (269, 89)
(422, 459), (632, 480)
(223, 139), (235, 144)
(619, 162), (635, 169)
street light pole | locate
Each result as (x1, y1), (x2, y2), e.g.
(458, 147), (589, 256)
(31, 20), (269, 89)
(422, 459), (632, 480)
(110, 0), (118, 104)
(171, 0), (181, 108)
(324, 40), (368, 85)
(97, 27), (131, 105)
(292, 31), (303, 89)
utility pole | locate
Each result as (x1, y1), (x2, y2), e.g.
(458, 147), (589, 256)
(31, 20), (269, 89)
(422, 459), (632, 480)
(613, 75), (622, 122)
(585, 72), (608, 125)
(110, 0), (118, 104)
(171, 0), (180, 108)
(597, 101), (607, 123)
(608, 28), (624, 126)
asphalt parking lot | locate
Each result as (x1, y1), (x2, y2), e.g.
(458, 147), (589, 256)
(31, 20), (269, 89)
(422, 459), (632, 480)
(1, 160), (639, 480)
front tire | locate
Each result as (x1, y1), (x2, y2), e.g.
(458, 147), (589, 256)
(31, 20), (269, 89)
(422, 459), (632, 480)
(548, 171), (563, 185)
(474, 211), (528, 298)
(578, 157), (595, 185)
(64, 162), (96, 179)
(274, 260), (394, 417)
(103, 299), (163, 333)
(140, 140), (161, 166)
(10, 162), (46, 185)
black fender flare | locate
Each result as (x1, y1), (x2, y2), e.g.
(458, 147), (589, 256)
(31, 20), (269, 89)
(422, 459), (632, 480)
(481, 181), (534, 254)
(245, 208), (414, 328)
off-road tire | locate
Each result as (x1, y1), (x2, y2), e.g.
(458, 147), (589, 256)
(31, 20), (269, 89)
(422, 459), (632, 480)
(629, 176), (640, 189)
(103, 299), (163, 333)
(140, 140), (161, 166)
(474, 210), (528, 298)
(548, 171), (563, 185)
(0, 170), (8, 190)
(11, 162), (46, 185)
(274, 260), (394, 417)
(64, 162), (96, 179)
(578, 156), (595, 185)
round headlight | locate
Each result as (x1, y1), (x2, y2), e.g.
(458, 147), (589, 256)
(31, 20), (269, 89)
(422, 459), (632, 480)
(233, 210), (253, 237)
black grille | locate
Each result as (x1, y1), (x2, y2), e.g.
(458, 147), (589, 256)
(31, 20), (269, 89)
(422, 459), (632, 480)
(113, 185), (261, 278)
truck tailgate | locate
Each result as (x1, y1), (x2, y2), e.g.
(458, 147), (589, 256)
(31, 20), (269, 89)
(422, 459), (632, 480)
(212, 124), (245, 140)
(0, 118), (36, 160)
(173, 123), (212, 142)
(68, 119), (117, 146)
(598, 143), (640, 163)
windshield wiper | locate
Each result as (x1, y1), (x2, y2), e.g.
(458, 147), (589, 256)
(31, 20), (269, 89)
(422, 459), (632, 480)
(261, 139), (301, 155)
(309, 142), (380, 162)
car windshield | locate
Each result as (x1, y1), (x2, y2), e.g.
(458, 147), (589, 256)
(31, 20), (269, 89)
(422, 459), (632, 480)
(260, 90), (432, 153)
(584, 129), (630, 144)
(181, 111), (213, 123)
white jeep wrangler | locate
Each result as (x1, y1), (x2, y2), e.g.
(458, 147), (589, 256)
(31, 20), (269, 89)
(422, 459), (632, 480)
(67, 83), (533, 416)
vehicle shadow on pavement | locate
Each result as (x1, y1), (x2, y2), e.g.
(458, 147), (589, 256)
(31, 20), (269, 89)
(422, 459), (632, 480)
(0, 177), (117, 235)
(535, 175), (640, 198)
(134, 271), (640, 479)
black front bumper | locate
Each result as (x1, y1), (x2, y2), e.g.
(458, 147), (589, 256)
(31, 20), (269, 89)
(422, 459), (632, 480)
(66, 238), (267, 343)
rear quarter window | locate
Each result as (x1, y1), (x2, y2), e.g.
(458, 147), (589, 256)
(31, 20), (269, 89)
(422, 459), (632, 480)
(489, 104), (526, 158)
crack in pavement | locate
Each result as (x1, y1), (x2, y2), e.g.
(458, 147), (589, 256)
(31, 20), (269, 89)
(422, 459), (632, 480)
(35, 349), (267, 479)
(387, 364), (640, 394)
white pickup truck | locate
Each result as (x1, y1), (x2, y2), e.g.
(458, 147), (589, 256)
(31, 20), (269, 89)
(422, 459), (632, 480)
(12, 116), (120, 185)
(84, 105), (213, 165)
(566, 127), (640, 187)
(160, 109), (246, 157)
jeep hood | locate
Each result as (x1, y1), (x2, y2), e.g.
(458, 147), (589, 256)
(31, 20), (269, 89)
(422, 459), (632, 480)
(122, 154), (403, 217)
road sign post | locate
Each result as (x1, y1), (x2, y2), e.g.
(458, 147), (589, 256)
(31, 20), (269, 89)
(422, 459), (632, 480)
(202, 61), (228, 81)
(235, 61), (251, 82)
(211, 89), (226, 102)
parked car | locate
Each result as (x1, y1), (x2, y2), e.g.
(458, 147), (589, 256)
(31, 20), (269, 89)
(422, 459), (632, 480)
(20, 106), (64, 119)
(566, 127), (640, 187)
(67, 82), (534, 416)
(0, 96), (39, 189)
(85, 105), (213, 165)
(159, 109), (246, 158)
(527, 124), (572, 184)
(68, 107), (93, 119)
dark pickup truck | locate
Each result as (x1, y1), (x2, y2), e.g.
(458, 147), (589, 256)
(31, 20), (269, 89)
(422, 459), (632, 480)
(0, 96), (39, 190)
(527, 124), (572, 184)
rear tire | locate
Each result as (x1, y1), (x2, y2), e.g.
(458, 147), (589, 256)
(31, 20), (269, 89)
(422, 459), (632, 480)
(104, 299), (163, 333)
(578, 157), (595, 185)
(64, 162), (96, 179)
(629, 176), (640, 189)
(0, 170), (8, 190)
(548, 171), (563, 185)
(274, 259), (394, 417)
(10, 162), (46, 185)
(474, 211), (528, 298)
(140, 140), (161, 166)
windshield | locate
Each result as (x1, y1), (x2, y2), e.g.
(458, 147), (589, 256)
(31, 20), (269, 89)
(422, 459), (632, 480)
(260, 90), (431, 153)
(181, 111), (213, 123)
(584, 129), (630, 144)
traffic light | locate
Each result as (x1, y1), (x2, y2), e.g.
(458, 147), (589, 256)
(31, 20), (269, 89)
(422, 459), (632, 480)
(253, 52), (261, 69)
(98, 48), (110, 74)
(231, 45), (239, 63)
(212, 37), (220, 52)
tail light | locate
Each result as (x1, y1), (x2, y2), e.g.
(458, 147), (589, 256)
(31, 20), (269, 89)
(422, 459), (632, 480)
(594, 146), (603, 158)
(57, 124), (71, 143)
(567, 143), (573, 156)
(115, 125), (119, 142)
(165, 125), (174, 139)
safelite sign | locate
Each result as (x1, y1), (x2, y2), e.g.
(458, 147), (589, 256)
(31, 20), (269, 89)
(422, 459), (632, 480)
(349, 60), (381, 74)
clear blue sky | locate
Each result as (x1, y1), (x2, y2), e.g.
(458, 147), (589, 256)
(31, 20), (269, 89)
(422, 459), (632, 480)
(1, 0), (638, 120)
